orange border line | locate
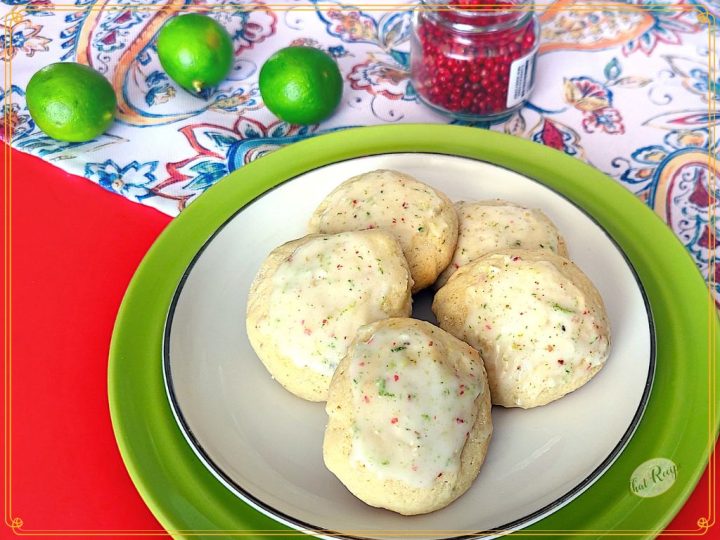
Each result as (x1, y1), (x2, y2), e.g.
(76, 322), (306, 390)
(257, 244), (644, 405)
(706, 10), (717, 532)
(3, 10), (11, 536)
(3, 8), (16, 536)
(1, 1), (717, 538)
(0, 3), (704, 12)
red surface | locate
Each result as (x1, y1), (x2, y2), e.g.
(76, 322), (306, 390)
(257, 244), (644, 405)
(1, 146), (715, 537)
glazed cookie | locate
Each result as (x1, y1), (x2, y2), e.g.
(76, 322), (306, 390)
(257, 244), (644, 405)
(308, 169), (458, 292)
(323, 318), (492, 515)
(246, 230), (413, 402)
(433, 249), (610, 409)
(435, 200), (568, 289)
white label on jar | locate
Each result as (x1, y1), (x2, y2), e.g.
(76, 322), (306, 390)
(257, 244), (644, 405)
(507, 51), (537, 108)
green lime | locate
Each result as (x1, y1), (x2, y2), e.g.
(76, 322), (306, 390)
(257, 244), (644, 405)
(156, 13), (234, 94)
(259, 46), (343, 125)
(25, 62), (116, 143)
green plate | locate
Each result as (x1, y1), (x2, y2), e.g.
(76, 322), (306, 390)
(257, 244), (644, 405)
(108, 125), (719, 539)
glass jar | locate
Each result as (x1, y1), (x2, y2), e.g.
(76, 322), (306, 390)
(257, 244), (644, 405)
(410, 0), (539, 122)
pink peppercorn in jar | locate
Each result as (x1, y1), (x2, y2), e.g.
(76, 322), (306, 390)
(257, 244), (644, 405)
(410, 0), (539, 122)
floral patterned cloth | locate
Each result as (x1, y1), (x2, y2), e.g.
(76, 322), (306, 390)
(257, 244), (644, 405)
(1, 0), (718, 302)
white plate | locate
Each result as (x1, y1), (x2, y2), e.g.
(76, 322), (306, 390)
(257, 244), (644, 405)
(163, 153), (653, 539)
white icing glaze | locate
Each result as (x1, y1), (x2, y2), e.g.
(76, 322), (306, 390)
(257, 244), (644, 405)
(348, 324), (481, 487)
(311, 170), (451, 247)
(464, 255), (609, 404)
(440, 201), (561, 286)
(266, 232), (410, 376)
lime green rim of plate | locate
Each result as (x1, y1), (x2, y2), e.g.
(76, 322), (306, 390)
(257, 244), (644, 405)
(108, 125), (719, 540)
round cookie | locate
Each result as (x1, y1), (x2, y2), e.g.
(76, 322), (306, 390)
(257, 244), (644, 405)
(435, 200), (568, 289)
(433, 249), (610, 409)
(323, 318), (492, 515)
(308, 169), (458, 293)
(246, 230), (413, 402)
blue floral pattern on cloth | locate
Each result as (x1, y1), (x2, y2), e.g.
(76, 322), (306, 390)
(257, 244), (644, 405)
(85, 159), (160, 202)
(1, 0), (717, 302)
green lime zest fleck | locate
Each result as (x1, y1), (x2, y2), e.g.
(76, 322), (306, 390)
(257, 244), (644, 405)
(552, 303), (575, 314)
(377, 377), (395, 397)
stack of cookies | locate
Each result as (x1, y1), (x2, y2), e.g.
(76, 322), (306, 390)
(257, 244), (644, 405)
(246, 169), (610, 515)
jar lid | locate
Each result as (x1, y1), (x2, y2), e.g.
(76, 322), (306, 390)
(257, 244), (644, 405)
(419, 0), (533, 32)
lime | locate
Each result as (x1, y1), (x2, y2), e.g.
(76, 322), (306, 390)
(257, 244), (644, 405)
(25, 62), (116, 143)
(156, 13), (234, 94)
(259, 46), (343, 125)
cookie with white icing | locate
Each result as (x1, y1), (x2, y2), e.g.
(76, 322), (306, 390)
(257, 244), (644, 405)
(323, 318), (492, 515)
(308, 169), (458, 293)
(435, 200), (568, 289)
(433, 249), (610, 409)
(246, 230), (413, 402)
